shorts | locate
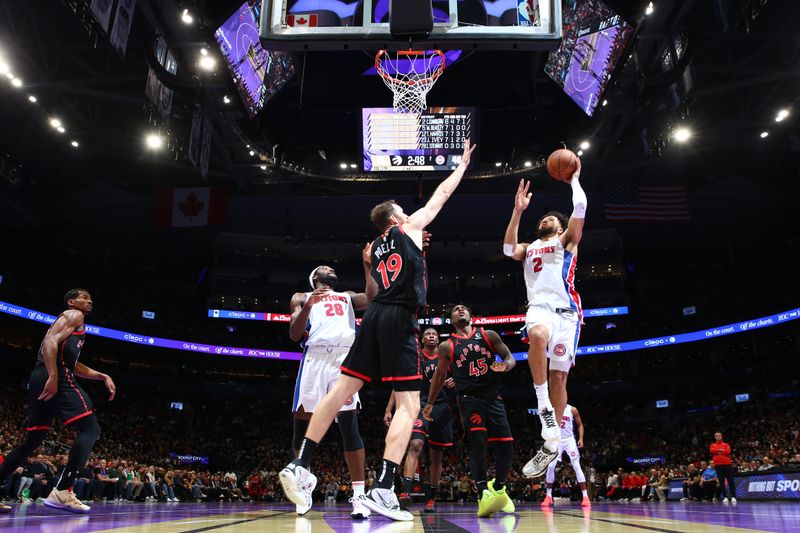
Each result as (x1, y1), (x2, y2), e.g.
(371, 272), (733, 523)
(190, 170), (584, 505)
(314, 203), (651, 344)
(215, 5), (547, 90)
(293, 346), (360, 413)
(556, 437), (580, 463)
(411, 401), (454, 449)
(457, 394), (513, 443)
(25, 365), (95, 431)
(525, 304), (581, 372)
(340, 302), (421, 392)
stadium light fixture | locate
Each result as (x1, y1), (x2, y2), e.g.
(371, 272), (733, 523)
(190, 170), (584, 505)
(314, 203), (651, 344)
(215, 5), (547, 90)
(71, 140), (79, 147)
(181, 8), (194, 25)
(524, 161), (532, 167)
(775, 109), (789, 122)
(579, 141), (590, 150)
(145, 133), (164, 150)
(10, 77), (22, 88)
(760, 131), (769, 138)
(198, 55), (216, 72)
(645, 2), (654, 15)
(339, 163), (347, 169)
(673, 127), (691, 143)
(28, 95), (36, 103)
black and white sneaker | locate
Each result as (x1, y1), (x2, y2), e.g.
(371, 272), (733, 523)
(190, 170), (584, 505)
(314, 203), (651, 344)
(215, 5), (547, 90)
(522, 445), (559, 478)
(279, 463), (317, 510)
(361, 488), (413, 521)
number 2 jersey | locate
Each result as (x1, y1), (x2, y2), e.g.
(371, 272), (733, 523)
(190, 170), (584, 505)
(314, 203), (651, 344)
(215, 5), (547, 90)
(371, 225), (427, 311)
(523, 237), (582, 319)
(447, 327), (502, 398)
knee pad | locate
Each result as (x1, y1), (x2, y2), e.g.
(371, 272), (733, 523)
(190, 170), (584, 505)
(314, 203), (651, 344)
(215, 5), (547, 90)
(292, 418), (309, 452)
(336, 411), (364, 452)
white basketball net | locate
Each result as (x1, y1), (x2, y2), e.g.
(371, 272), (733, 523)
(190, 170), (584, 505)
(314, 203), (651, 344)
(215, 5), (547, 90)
(375, 50), (446, 115)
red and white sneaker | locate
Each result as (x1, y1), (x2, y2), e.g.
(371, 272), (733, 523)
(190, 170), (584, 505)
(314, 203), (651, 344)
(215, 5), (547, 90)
(540, 495), (554, 508)
(581, 496), (592, 507)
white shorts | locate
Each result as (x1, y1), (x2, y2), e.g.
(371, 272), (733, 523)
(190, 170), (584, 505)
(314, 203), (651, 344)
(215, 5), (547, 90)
(525, 304), (581, 372)
(292, 346), (360, 413)
(556, 437), (580, 463)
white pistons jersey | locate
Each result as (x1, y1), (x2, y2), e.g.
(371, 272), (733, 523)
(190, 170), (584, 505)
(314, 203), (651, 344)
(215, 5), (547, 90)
(523, 238), (582, 317)
(304, 291), (356, 348)
(560, 404), (575, 439)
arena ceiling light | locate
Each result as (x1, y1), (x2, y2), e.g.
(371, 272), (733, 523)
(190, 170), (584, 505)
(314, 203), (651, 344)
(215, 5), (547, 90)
(524, 161), (532, 167)
(249, 150), (255, 156)
(223, 95), (231, 104)
(0, 60), (9, 75)
(339, 163), (347, 169)
(180, 8), (194, 25)
(579, 141), (590, 150)
(10, 77), (22, 88)
(56, 126), (65, 134)
(775, 109), (789, 122)
(198, 55), (216, 72)
(645, 2), (654, 15)
(260, 164), (267, 170)
(495, 162), (502, 167)
(602, 99), (608, 107)
(760, 131), (769, 138)
(70, 140), (79, 147)
(145, 133), (164, 150)
(577, 150), (584, 156)
(27, 95), (36, 103)
(49, 117), (62, 129)
(673, 127), (691, 143)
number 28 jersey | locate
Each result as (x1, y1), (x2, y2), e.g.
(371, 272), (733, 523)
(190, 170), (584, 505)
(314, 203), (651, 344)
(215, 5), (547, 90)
(371, 225), (427, 311)
(447, 327), (502, 398)
(304, 291), (356, 348)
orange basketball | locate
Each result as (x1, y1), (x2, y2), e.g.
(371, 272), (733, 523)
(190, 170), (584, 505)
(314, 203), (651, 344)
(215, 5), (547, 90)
(546, 148), (578, 182)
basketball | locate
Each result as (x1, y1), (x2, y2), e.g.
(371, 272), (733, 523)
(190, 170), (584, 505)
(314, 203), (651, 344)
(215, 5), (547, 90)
(547, 149), (579, 182)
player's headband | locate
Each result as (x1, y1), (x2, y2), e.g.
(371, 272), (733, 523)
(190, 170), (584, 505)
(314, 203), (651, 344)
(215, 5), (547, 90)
(308, 266), (326, 290)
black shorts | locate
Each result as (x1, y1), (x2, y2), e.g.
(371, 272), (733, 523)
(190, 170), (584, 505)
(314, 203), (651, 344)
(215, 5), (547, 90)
(25, 366), (95, 431)
(457, 394), (513, 443)
(411, 401), (454, 449)
(340, 302), (421, 392)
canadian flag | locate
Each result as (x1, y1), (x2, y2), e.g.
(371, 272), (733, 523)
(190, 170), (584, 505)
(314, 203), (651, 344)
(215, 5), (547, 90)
(155, 187), (228, 228)
(286, 14), (318, 27)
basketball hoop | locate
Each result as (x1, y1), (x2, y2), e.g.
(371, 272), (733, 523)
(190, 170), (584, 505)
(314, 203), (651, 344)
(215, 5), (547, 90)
(375, 49), (446, 115)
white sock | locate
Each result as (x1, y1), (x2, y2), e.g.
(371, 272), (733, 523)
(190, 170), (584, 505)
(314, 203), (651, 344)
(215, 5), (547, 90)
(534, 382), (552, 410)
(546, 488), (552, 497)
(582, 490), (588, 498)
(352, 481), (365, 498)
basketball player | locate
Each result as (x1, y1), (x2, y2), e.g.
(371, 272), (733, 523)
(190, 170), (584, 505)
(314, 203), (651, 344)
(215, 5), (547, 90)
(287, 244), (377, 518)
(541, 404), (591, 508)
(280, 140), (477, 521)
(424, 305), (516, 518)
(385, 327), (455, 513)
(502, 157), (586, 478)
(0, 289), (114, 514)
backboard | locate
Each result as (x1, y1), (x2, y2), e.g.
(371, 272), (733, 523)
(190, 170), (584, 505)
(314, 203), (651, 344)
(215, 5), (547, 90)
(259, 0), (562, 51)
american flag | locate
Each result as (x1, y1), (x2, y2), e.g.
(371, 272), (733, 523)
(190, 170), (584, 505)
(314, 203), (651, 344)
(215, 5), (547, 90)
(603, 184), (690, 222)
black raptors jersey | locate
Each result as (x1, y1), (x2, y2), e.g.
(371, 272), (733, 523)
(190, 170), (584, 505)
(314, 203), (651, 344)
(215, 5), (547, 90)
(371, 225), (427, 311)
(421, 348), (447, 404)
(448, 327), (501, 398)
(36, 324), (85, 372)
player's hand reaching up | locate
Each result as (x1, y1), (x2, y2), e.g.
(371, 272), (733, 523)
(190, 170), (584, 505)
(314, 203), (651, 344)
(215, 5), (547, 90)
(459, 138), (477, 168)
(490, 361), (510, 373)
(361, 242), (372, 266)
(305, 288), (330, 308)
(514, 179), (532, 213)
(570, 156), (582, 182)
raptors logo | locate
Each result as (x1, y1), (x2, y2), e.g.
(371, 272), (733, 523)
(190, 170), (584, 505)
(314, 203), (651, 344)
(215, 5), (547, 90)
(470, 413), (483, 426)
(553, 344), (567, 357)
(414, 418), (423, 428)
(344, 395), (354, 406)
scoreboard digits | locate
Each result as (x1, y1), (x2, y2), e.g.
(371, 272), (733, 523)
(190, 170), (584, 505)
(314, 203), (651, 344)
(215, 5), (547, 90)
(362, 107), (477, 172)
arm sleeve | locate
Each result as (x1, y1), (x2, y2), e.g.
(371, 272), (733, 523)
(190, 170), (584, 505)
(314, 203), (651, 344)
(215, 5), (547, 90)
(571, 178), (587, 219)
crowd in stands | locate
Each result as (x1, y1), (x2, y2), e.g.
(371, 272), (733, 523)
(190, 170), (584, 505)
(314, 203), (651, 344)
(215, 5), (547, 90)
(1, 352), (798, 505)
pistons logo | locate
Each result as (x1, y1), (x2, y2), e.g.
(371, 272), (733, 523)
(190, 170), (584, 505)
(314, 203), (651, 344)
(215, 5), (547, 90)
(414, 419), (423, 428)
(470, 413), (483, 425)
(553, 344), (567, 356)
(344, 396), (354, 406)
(569, 451), (578, 458)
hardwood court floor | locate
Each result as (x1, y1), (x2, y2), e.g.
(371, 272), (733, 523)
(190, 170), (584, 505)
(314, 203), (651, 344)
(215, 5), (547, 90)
(1, 500), (798, 532)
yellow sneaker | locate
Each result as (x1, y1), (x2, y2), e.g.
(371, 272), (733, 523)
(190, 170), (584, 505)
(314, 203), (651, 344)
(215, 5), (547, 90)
(477, 488), (506, 518)
(488, 479), (514, 513)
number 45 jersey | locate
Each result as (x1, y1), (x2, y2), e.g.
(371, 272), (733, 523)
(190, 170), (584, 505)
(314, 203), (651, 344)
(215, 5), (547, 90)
(447, 327), (503, 398)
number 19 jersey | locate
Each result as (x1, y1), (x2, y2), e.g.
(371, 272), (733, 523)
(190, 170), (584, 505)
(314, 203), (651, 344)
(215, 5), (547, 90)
(447, 327), (502, 398)
(371, 225), (427, 311)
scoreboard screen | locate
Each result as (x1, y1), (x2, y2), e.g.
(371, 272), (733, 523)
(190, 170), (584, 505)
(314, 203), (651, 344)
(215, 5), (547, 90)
(362, 107), (476, 172)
